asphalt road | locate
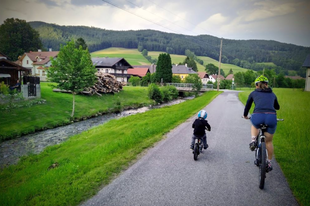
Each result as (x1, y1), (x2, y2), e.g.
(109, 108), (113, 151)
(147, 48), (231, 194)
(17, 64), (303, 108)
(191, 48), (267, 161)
(81, 91), (298, 206)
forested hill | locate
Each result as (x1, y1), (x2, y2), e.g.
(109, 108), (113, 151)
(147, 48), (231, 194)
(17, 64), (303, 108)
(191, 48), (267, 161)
(29, 21), (310, 76)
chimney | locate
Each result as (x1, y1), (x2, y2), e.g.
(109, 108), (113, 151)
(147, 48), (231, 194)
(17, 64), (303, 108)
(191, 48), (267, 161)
(38, 49), (42, 52)
(49, 48), (52, 52)
(185, 63), (187, 67)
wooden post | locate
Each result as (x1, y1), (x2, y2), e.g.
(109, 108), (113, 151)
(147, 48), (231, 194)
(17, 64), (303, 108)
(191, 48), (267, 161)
(217, 39), (223, 91)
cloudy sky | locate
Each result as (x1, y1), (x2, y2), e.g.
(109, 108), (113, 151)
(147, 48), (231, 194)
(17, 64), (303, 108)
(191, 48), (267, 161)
(1, 0), (309, 47)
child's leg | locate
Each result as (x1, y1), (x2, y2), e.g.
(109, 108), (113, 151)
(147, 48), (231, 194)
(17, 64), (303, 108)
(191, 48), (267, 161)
(190, 135), (196, 149)
(202, 134), (208, 149)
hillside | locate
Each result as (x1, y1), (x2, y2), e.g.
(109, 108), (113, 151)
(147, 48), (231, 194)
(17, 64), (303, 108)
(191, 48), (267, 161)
(29, 21), (310, 77)
(91, 48), (247, 74)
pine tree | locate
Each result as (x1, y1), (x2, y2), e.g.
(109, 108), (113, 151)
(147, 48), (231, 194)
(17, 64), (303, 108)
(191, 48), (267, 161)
(156, 53), (172, 83)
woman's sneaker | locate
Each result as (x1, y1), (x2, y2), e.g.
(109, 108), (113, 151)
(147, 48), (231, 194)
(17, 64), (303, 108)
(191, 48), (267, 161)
(249, 141), (256, 151)
(266, 161), (273, 172)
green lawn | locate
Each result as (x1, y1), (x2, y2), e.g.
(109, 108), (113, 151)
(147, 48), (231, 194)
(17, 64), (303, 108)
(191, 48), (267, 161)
(0, 91), (221, 206)
(198, 56), (248, 74)
(238, 88), (310, 206)
(0, 83), (153, 141)
(91, 48), (150, 65)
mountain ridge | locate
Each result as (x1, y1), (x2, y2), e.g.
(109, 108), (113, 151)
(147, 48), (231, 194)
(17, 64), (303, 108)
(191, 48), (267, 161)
(29, 21), (310, 77)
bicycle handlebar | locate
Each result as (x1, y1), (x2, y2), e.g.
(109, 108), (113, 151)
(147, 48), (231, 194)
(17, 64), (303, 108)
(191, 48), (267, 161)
(242, 116), (284, 122)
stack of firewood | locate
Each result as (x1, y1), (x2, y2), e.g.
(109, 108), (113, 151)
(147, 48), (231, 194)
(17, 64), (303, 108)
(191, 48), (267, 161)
(82, 72), (123, 96)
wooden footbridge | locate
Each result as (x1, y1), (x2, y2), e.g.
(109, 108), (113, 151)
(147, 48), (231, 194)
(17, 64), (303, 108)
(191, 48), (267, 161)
(166, 83), (213, 92)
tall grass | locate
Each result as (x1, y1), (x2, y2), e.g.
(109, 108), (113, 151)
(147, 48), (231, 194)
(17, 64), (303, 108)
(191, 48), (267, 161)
(239, 88), (310, 206)
(0, 83), (153, 141)
(0, 91), (221, 206)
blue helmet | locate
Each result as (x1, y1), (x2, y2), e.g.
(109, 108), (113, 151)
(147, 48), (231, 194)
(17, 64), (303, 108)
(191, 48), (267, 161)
(198, 110), (207, 119)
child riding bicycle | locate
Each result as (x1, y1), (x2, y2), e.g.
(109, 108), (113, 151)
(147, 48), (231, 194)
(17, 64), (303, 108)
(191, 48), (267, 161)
(190, 110), (211, 150)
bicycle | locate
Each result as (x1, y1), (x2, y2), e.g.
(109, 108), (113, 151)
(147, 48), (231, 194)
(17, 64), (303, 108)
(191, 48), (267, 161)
(193, 137), (203, 161)
(251, 118), (283, 189)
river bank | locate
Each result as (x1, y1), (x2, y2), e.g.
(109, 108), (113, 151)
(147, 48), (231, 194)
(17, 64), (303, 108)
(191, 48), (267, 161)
(0, 98), (190, 168)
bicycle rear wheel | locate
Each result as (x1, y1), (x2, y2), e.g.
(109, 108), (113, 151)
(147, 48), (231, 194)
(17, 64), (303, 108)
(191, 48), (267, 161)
(259, 141), (267, 189)
(193, 143), (199, 161)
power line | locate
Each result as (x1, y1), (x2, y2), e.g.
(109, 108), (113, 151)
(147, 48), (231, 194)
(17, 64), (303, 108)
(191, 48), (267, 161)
(124, 0), (200, 35)
(102, 0), (179, 34)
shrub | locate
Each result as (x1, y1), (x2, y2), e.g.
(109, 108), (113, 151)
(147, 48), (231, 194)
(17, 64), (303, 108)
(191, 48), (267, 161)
(128, 76), (141, 86)
(166, 85), (179, 99)
(161, 86), (172, 102)
(148, 83), (163, 103)
(0, 81), (9, 95)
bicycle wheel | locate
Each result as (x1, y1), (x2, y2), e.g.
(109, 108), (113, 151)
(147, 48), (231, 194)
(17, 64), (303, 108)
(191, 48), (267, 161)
(193, 143), (199, 161)
(259, 141), (267, 189)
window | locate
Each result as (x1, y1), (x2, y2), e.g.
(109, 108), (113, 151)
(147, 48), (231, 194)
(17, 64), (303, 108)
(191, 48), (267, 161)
(27, 60), (29, 64)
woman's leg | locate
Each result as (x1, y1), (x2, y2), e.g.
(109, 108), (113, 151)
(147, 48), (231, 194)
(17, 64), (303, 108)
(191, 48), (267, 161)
(265, 132), (274, 161)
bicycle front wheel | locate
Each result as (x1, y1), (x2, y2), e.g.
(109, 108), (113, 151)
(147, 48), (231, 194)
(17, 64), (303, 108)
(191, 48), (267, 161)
(259, 141), (267, 189)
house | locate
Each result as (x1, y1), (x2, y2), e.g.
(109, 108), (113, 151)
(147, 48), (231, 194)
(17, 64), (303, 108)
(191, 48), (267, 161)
(172, 64), (197, 81)
(302, 54), (310, 91)
(92, 57), (132, 83)
(18, 50), (59, 81)
(210, 74), (225, 82)
(0, 52), (30, 87)
(127, 67), (150, 79)
(198, 72), (214, 84)
(225, 74), (234, 80)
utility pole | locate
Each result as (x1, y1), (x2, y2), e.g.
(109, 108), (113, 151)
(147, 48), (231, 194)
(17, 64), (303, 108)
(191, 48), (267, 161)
(217, 38), (223, 91)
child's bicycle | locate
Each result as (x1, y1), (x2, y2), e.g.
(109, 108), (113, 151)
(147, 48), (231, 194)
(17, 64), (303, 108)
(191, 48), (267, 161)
(193, 138), (203, 161)
(246, 117), (283, 189)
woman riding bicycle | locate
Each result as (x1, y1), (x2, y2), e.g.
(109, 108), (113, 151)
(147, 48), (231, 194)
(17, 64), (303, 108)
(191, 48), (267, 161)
(243, 75), (280, 172)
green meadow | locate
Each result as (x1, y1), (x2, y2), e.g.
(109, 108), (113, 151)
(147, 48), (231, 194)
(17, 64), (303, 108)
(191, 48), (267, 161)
(91, 47), (150, 65)
(238, 88), (310, 206)
(198, 56), (248, 74)
(90, 47), (247, 75)
(0, 91), (221, 206)
(0, 83), (153, 141)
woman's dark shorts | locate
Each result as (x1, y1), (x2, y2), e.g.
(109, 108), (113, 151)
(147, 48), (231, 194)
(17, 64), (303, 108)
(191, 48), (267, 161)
(251, 113), (277, 134)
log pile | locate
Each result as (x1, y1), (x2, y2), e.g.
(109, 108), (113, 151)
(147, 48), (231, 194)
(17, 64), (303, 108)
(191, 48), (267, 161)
(82, 72), (123, 96)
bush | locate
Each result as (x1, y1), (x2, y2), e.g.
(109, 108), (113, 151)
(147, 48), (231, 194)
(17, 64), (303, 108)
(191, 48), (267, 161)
(0, 81), (9, 95)
(161, 86), (172, 102)
(128, 76), (141, 86)
(166, 85), (179, 99)
(148, 83), (163, 103)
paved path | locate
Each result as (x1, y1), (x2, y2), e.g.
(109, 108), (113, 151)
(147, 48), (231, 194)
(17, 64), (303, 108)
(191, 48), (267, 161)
(81, 91), (298, 206)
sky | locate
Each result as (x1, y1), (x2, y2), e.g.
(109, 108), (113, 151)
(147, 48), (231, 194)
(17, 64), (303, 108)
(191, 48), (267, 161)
(1, 0), (310, 47)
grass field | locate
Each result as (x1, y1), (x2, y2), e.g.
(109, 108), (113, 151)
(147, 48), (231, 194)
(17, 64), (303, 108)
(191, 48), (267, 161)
(91, 48), (150, 65)
(0, 83), (153, 141)
(0, 91), (221, 206)
(90, 47), (248, 76)
(238, 88), (310, 206)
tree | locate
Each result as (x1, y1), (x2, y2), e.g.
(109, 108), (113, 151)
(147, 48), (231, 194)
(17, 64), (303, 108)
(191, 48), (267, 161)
(220, 69), (225, 77)
(205, 63), (218, 75)
(0, 18), (43, 60)
(172, 75), (181, 83)
(184, 74), (202, 95)
(141, 73), (151, 86)
(243, 70), (256, 86)
(75, 37), (88, 50)
(128, 76), (140, 86)
(234, 72), (245, 86)
(183, 56), (198, 72)
(47, 39), (97, 118)
(142, 49), (148, 56)
(155, 53), (172, 83)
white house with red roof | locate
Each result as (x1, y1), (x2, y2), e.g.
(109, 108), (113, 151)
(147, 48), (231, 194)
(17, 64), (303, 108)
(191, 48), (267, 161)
(19, 50), (58, 81)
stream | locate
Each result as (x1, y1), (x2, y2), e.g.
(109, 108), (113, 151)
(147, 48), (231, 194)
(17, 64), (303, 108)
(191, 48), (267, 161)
(0, 98), (192, 168)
